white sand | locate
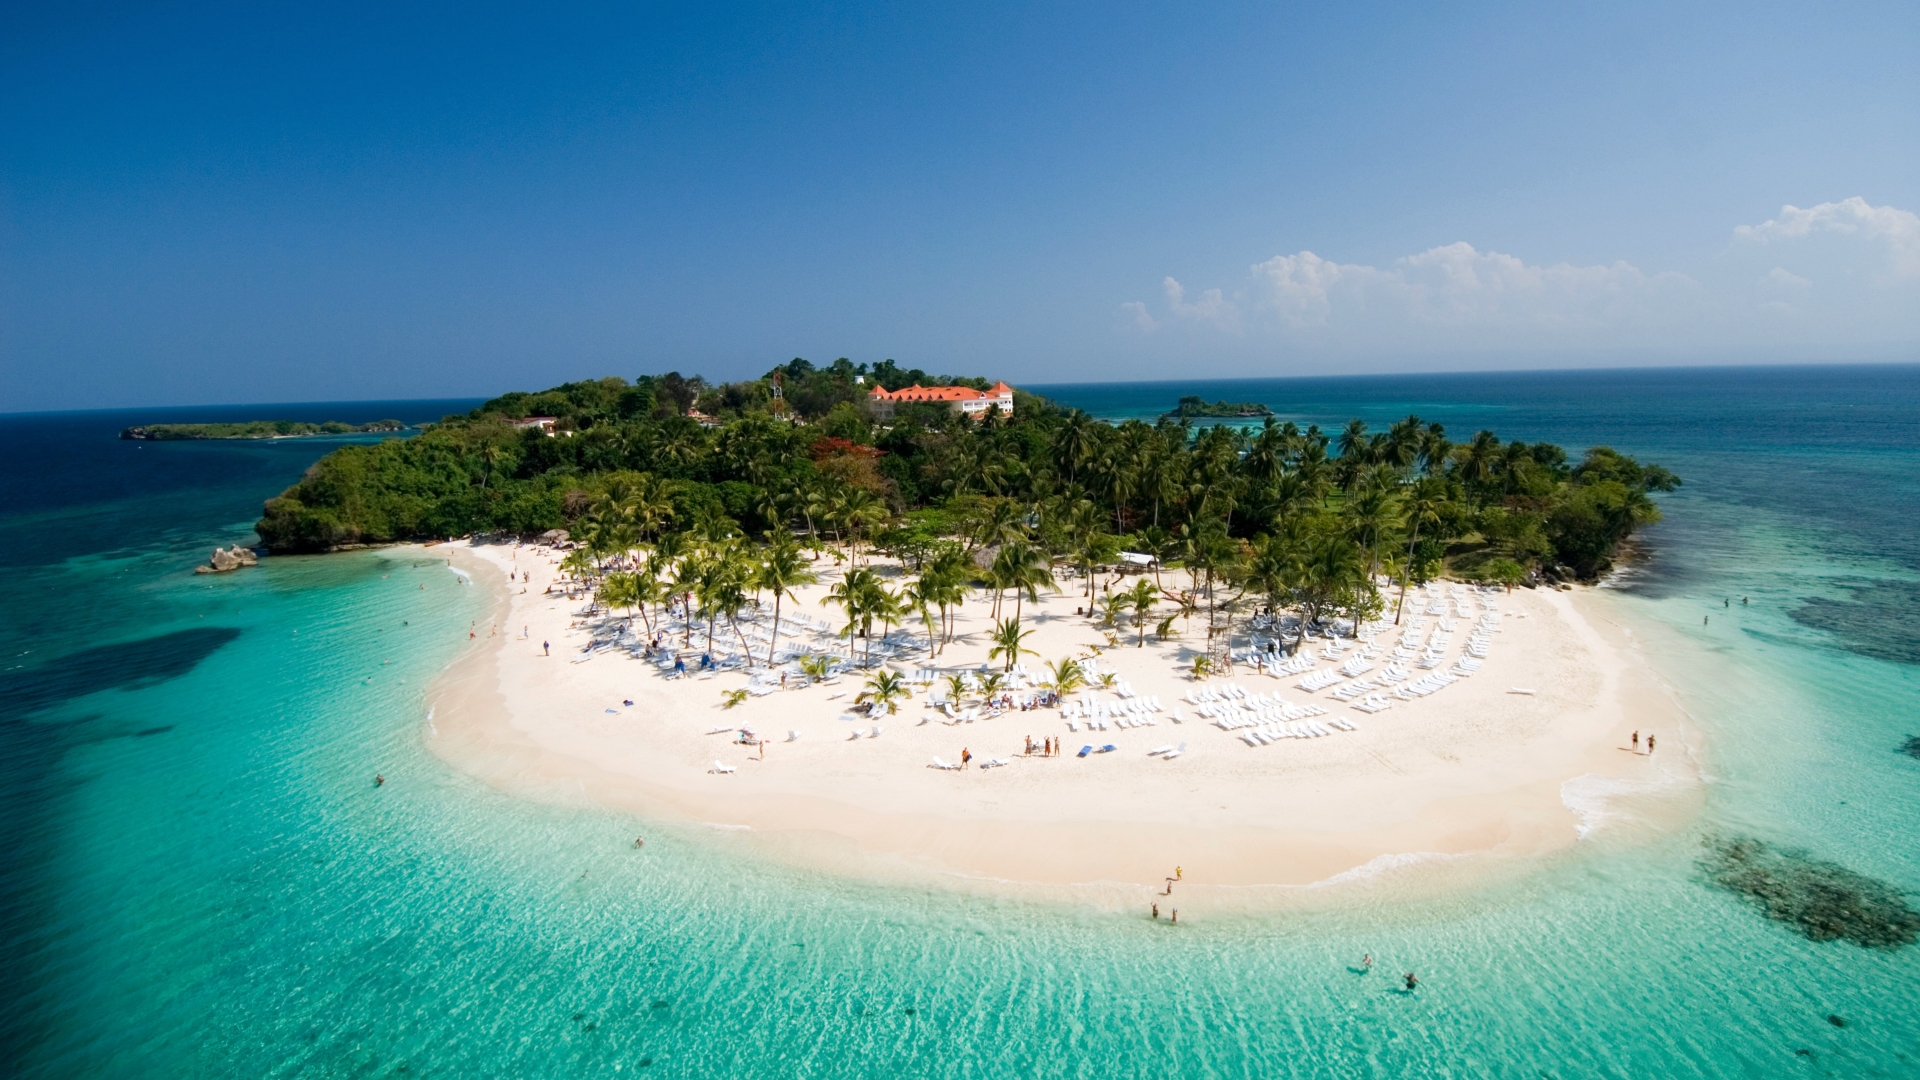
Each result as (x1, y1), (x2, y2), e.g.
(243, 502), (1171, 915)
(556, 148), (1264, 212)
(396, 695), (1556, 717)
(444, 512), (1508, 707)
(423, 539), (1699, 903)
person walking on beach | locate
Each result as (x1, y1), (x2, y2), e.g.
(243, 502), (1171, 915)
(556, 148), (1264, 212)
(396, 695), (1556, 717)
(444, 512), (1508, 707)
(543, 641), (550, 656)
(1632, 731), (1639, 751)
(961, 748), (971, 767)
(1647, 734), (1656, 754)
(1175, 866), (1183, 880)
(1152, 903), (1159, 919)
(1169, 909), (1177, 924)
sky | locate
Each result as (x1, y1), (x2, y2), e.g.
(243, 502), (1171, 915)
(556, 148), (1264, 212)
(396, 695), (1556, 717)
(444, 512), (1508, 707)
(2, 0), (1917, 411)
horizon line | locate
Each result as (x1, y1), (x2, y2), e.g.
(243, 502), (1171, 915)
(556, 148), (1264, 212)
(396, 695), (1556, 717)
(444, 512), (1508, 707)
(6, 357), (1918, 420)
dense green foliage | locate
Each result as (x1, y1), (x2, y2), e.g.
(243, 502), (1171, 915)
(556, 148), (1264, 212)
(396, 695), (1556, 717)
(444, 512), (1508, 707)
(1163, 396), (1273, 419)
(122, 419), (406, 440)
(256, 365), (1678, 614)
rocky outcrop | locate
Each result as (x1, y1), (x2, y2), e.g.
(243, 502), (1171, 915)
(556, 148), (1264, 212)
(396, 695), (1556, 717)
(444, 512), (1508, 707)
(195, 545), (260, 574)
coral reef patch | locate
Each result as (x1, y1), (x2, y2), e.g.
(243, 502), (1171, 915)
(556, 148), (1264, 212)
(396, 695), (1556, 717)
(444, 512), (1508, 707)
(1701, 837), (1920, 949)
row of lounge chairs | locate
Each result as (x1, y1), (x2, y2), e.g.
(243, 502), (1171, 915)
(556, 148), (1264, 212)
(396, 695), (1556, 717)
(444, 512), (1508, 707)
(1238, 716), (1358, 745)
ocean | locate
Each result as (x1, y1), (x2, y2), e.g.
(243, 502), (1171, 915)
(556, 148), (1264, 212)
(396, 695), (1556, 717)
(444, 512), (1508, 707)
(2, 368), (1917, 1078)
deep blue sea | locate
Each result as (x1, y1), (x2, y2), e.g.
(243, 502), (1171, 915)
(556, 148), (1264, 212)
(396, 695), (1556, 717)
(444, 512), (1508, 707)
(3, 368), (1918, 1078)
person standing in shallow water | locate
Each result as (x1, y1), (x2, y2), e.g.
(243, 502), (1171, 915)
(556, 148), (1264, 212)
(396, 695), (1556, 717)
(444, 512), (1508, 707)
(1404, 972), (1418, 991)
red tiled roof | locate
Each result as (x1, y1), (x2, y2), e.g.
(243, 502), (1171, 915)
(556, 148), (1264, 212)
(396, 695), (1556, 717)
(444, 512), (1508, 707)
(867, 382), (1014, 402)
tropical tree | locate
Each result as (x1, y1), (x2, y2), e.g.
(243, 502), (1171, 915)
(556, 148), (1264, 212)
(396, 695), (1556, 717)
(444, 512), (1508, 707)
(1393, 476), (1450, 623)
(942, 671), (971, 711)
(856, 669), (910, 715)
(825, 567), (878, 663)
(1123, 577), (1158, 647)
(987, 617), (1036, 672)
(754, 533), (818, 666)
(1045, 656), (1088, 697)
(798, 652), (836, 683)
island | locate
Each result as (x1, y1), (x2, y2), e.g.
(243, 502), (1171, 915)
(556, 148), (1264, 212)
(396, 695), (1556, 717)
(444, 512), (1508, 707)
(254, 360), (1688, 893)
(121, 419), (408, 440)
(1161, 395), (1273, 419)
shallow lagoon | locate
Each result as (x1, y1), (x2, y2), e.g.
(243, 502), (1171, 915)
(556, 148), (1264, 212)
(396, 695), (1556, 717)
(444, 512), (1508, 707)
(3, 369), (1918, 1077)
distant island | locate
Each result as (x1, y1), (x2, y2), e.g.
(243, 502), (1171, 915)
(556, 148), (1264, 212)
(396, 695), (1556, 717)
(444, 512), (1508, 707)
(121, 419), (409, 441)
(1162, 395), (1273, 420)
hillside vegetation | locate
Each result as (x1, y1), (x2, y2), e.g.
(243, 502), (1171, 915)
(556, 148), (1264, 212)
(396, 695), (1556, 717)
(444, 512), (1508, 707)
(255, 360), (1678, 603)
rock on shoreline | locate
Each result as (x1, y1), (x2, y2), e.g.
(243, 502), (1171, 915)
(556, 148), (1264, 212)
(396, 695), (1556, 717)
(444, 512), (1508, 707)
(195, 545), (260, 574)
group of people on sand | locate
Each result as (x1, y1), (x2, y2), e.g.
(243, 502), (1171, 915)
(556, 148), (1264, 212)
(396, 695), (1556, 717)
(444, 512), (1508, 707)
(1023, 735), (1065, 756)
(1631, 730), (1657, 755)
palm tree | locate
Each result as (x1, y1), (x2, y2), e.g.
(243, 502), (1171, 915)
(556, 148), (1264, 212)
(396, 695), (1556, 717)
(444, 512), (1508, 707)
(943, 671), (971, 710)
(754, 533), (817, 666)
(825, 567), (872, 663)
(1342, 481), (1403, 579)
(479, 442), (507, 489)
(856, 669), (909, 715)
(901, 577), (940, 659)
(864, 582), (905, 666)
(1124, 577), (1158, 646)
(1045, 656), (1088, 697)
(988, 617), (1036, 672)
(992, 539), (1054, 624)
(798, 652), (836, 683)
(1393, 476), (1448, 624)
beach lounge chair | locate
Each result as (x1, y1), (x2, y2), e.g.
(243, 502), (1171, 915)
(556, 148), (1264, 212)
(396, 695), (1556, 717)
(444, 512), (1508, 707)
(869, 725), (882, 737)
(787, 730), (802, 741)
(850, 728), (866, 739)
(709, 761), (736, 774)
(1097, 744), (1117, 753)
(1077, 745), (1093, 757)
(1147, 744), (1175, 756)
(930, 756), (960, 770)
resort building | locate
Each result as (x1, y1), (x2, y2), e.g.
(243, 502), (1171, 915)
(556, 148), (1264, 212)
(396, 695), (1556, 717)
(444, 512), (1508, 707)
(867, 381), (1015, 419)
(511, 416), (558, 435)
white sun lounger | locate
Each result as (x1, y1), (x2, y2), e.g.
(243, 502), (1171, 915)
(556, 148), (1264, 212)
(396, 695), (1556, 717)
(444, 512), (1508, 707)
(709, 761), (736, 774)
(929, 756), (960, 770)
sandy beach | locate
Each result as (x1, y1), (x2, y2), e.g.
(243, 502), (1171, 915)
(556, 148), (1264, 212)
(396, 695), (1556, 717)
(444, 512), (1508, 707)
(424, 539), (1700, 902)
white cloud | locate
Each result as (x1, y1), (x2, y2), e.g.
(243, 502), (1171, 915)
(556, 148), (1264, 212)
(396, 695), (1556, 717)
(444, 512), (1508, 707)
(1239, 242), (1695, 337)
(1161, 276), (1240, 331)
(1734, 197), (1920, 279)
(1125, 198), (1920, 354)
(1118, 300), (1158, 332)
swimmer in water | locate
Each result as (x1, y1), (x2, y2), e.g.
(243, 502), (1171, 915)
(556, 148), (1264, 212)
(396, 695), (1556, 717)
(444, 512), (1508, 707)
(1403, 972), (1418, 990)
(374, 774), (384, 787)
(1362, 954), (1372, 971)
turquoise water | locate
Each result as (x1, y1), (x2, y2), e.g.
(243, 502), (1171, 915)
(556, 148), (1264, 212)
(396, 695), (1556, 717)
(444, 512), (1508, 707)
(4, 370), (1919, 1078)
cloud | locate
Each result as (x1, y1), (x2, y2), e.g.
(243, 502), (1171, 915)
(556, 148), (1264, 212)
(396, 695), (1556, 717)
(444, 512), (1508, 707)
(1125, 198), (1920, 354)
(1236, 243), (1696, 339)
(1118, 300), (1157, 332)
(1161, 276), (1240, 331)
(1734, 197), (1920, 279)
